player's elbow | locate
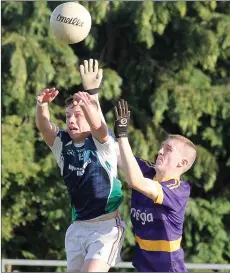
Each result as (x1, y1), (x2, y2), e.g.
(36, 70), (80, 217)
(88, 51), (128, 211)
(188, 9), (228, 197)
(129, 181), (142, 192)
(36, 118), (46, 132)
(36, 119), (53, 136)
(91, 126), (109, 144)
(93, 133), (109, 144)
(90, 123), (102, 131)
(35, 117), (42, 130)
(132, 179), (159, 200)
(36, 112), (45, 127)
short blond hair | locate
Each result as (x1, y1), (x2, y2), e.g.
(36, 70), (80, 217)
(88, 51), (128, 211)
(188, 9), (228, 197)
(168, 134), (196, 150)
(168, 134), (197, 171)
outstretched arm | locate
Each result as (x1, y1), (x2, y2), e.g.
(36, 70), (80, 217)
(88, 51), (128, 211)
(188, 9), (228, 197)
(73, 92), (108, 143)
(115, 142), (123, 169)
(114, 100), (159, 200)
(80, 59), (106, 124)
(35, 88), (59, 146)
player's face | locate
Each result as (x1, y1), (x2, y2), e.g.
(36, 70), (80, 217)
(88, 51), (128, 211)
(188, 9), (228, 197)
(155, 138), (184, 175)
(66, 104), (90, 140)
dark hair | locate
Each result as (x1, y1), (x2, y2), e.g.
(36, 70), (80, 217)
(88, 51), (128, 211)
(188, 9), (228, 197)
(65, 96), (73, 107)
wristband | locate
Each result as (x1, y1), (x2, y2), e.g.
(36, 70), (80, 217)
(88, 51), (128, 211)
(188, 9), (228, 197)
(85, 88), (99, 95)
(37, 101), (48, 107)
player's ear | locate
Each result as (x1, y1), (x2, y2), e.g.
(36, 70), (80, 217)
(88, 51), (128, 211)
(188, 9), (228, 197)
(181, 159), (188, 166)
(177, 159), (188, 167)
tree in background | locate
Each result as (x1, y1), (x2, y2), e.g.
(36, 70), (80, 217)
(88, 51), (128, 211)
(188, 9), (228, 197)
(2, 1), (230, 270)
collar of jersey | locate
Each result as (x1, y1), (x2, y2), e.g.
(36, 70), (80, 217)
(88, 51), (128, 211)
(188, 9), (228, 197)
(153, 176), (180, 183)
(74, 142), (84, 147)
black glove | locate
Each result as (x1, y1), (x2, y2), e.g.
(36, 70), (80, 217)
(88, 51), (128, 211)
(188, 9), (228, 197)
(114, 99), (130, 138)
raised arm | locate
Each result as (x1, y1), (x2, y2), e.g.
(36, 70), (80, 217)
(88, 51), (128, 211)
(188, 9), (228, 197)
(79, 59), (106, 124)
(114, 100), (160, 200)
(35, 88), (59, 146)
(73, 92), (108, 143)
(115, 142), (123, 169)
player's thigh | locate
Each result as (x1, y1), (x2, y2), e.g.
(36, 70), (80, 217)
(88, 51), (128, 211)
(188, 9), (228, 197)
(81, 259), (110, 272)
(84, 217), (126, 268)
(65, 223), (85, 272)
(66, 252), (85, 272)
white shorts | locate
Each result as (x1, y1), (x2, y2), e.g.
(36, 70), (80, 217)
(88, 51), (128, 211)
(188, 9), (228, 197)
(65, 215), (126, 271)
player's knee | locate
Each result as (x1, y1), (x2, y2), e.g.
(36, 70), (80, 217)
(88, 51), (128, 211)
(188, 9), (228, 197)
(81, 259), (110, 272)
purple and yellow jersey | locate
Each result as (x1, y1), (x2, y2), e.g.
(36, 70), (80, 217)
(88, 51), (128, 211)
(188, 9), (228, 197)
(131, 157), (191, 272)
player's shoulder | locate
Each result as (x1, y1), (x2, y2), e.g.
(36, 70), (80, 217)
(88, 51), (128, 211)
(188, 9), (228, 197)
(89, 134), (116, 157)
(135, 157), (154, 167)
(162, 178), (191, 196)
(135, 157), (156, 178)
(90, 128), (115, 141)
(181, 179), (191, 190)
(57, 130), (72, 144)
(91, 128), (116, 147)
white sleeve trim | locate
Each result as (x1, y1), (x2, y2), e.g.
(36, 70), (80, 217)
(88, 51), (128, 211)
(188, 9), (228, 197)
(92, 135), (117, 171)
(49, 131), (64, 175)
(92, 135), (115, 155)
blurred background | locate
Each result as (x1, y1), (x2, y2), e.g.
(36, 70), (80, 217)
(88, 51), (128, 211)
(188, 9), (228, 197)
(1, 1), (230, 272)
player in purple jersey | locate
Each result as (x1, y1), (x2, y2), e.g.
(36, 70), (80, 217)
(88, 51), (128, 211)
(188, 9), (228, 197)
(114, 99), (197, 272)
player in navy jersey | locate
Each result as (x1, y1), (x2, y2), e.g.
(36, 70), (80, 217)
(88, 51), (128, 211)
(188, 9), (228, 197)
(114, 99), (197, 272)
(35, 60), (125, 272)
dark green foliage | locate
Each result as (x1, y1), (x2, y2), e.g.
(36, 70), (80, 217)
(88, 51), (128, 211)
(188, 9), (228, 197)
(2, 1), (230, 270)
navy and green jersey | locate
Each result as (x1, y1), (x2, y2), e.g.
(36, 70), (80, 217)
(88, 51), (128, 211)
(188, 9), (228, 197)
(49, 129), (123, 221)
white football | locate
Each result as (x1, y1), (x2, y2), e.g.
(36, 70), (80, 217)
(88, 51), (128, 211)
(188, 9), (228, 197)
(50, 2), (92, 44)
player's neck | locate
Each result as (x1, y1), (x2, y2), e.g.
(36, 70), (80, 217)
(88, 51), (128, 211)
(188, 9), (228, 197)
(154, 170), (180, 182)
(72, 132), (90, 143)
